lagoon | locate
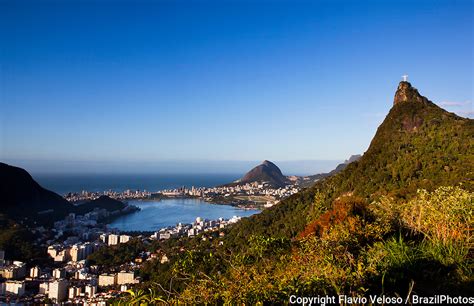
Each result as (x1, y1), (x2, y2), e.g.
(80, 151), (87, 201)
(108, 198), (259, 232)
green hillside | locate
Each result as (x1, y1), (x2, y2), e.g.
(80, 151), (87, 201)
(227, 81), (474, 242)
(121, 82), (473, 304)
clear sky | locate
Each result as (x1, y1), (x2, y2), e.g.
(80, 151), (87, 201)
(1, 0), (472, 174)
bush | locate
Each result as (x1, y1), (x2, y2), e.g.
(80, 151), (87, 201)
(400, 186), (472, 243)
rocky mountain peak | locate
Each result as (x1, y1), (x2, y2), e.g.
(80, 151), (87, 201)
(393, 81), (428, 105)
(227, 160), (289, 188)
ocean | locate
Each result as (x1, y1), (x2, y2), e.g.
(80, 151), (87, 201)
(32, 173), (241, 195)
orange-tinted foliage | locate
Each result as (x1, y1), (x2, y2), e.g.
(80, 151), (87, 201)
(298, 196), (368, 239)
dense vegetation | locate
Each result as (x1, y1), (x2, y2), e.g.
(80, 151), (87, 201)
(118, 184), (473, 304)
(168, 187), (472, 303)
(228, 95), (473, 242)
(74, 195), (127, 215)
(87, 238), (147, 270)
(0, 214), (50, 263)
(103, 83), (474, 303)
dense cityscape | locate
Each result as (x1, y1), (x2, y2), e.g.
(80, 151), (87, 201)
(65, 181), (301, 208)
(0, 209), (246, 304)
(0, 180), (300, 304)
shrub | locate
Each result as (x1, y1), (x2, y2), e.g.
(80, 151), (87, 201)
(399, 186), (472, 243)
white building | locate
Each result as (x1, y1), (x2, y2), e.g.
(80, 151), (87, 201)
(98, 274), (116, 287)
(116, 271), (135, 285)
(30, 266), (41, 278)
(119, 235), (131, 243)
(74, 269), (88, 280)
(108, 234), (119, 246)
(39, 282), (49, 294)
(53, 250), (68, 262)
(52, 268), (65, 279)
(69, 245), (82, 262)
(5, 280), (25, 296)
(0, 261), (26, 279)
(100, 233), (108, 244)
(47, 246), (59, 258)
(48, 279), (68, 303)
(68, 286), (82, 299)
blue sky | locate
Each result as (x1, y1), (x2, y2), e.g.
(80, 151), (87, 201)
(1, 0), (472, 174)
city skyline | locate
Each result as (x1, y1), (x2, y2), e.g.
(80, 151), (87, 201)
(1, 0), (472, 173)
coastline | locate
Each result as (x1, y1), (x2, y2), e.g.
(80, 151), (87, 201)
(127, 194), (264, 210)
(99, 205), (141, 224)
(106, 197), (260, 233)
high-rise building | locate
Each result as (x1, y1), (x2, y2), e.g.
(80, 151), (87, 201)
(0, 262), (26, 279)
(98, 274), (117, 287)
(48, 279), (68, 303)
(53, 250), (68, 263)
(39, 282), (49, 294)
(69, 246), (79, 262)
(52, 268), (65, 279)
(30, 266), (41, 278)
(119, 235), (130, 243)
(85, 284), (97, 297)
(108, 234), (119, 246)
(69, 245), (85, 262)
(5, 281), (25, 296)
(100, 233), (108, 244)
(68, 286), (82, 299)
(116, 271), (135, 285)
(47, 246), (59, 258)
(74, 269), (88, 280)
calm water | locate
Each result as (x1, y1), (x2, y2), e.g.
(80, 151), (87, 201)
(33, 173), (240, 195)
(32, 173), (256, 232)
(108, 198), (259, 232)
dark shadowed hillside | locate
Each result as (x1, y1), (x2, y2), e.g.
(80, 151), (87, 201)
(0, 162), (74, 223)
(74, 195), (127, 215)
(0, 163), (129, 225)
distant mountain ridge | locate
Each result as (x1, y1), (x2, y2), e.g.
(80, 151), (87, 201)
(225, 157), (363, 188)
(300, 154), (362, 186)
